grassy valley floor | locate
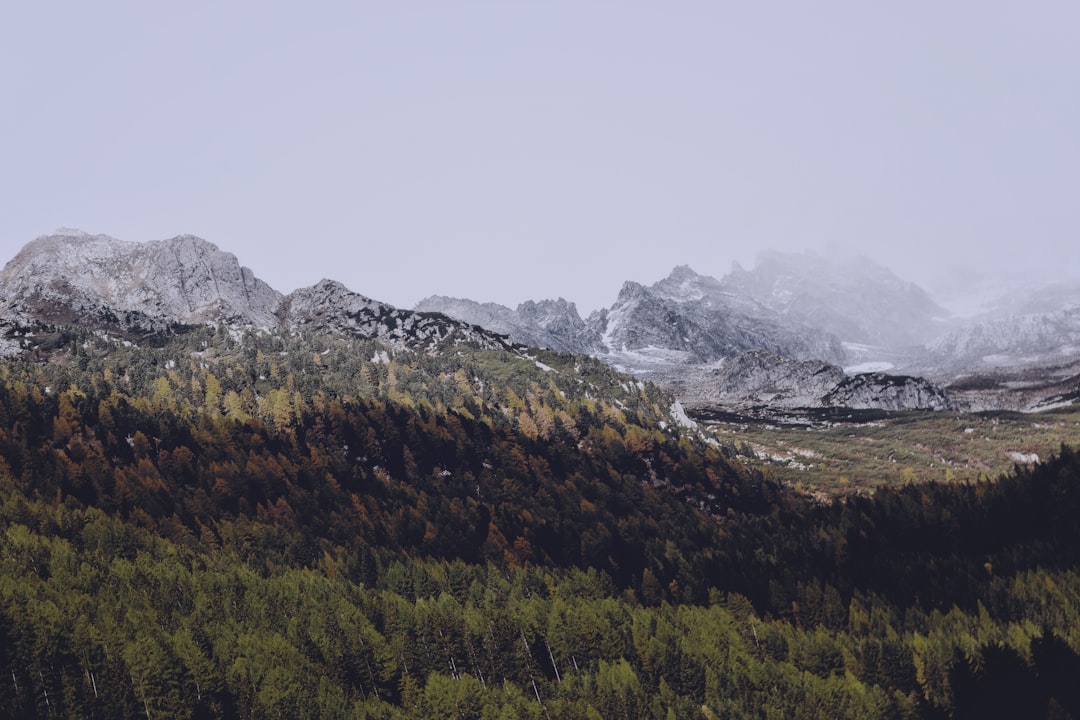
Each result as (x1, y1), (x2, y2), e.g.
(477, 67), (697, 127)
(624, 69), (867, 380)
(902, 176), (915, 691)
(695, 405), (1080, 498)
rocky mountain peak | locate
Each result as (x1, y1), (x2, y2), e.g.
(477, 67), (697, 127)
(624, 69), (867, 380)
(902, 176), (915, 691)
(615, 280), (648, 301)
(0, 231), (281, 332)
(651, 265), (730, 305)
(414, 295), (598, 354)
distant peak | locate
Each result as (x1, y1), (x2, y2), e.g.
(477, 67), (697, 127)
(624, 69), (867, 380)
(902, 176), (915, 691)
(312, 278), (352, 293)
(53, 227), (91, 237)
(617, 280), (647, 299)
(160, 234), (220, 252)
(667, 264), (701, 281)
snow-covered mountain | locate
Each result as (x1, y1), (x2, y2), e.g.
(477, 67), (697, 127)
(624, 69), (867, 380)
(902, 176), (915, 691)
(590, 266), (846, 366)
(925, 308), (1080, 372)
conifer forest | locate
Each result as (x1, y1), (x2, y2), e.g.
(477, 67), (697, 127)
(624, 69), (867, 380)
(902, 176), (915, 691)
(2, 324), (1080, 719)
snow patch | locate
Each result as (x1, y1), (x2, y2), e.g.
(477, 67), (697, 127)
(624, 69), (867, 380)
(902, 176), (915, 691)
(843, 361), (895, 374)
(669, 400), (697, 429)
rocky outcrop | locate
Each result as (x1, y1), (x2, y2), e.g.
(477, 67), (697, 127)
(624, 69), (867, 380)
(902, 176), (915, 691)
(0, 229), (281, 332)
(282, 280), (513, 351)
(822, 372), (952, 411)
(679, 351), (844, 408)
(678, 350), (952, 411)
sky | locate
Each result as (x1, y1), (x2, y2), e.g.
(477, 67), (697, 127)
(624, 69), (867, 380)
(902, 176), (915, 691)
(2, 2), (1078, 314)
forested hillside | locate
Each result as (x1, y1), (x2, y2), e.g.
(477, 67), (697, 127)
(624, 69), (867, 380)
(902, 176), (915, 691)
(2, 323), (1080, 718)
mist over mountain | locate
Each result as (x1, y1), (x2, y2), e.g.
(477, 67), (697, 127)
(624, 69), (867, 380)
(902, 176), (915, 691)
(719, 251), (950, 349)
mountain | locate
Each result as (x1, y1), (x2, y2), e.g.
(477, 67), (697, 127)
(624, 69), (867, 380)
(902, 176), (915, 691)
(419, 265), (847, 367)
(0, 230), (514, 354)
(719, 250), (950, 350)
(0, 229), (282, 331)
(926, 308), (1080, 372)
(919, 278), (1080, 376)
(419, 264), (954, 412)
(413, 295), (599, 353)
(281, 280), (514, 352)
(0, 232), (1042, 413)
(590, 266), (847, 366)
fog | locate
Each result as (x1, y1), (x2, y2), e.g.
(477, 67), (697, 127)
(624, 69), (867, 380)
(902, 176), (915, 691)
(2, 3), (1077, 315)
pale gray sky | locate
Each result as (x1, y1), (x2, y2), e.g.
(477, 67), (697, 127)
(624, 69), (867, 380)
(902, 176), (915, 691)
(2, 2), (1078, 313)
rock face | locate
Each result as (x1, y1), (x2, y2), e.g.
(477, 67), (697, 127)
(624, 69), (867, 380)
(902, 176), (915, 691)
(281, 280), (513, 351)
(0, 231), (513, 353)
(590, 266), (846, 367)
(414, 295), (599, 354)
(677, 350), (952, 411)
(0, 229), (281, 332)
(822, 372), (952, 411)
(420, 265), (846, 367)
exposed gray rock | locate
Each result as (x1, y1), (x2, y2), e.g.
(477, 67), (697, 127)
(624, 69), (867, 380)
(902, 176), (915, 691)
(822, 372), (952, 411)
(925, 308), (1080, 372)
(414, 295), (599, 353)
(0, 231), (514, 355)
(0, 229), (281, 332)
(282, 280), (513, 351)
(942, 358), (1080, 412)
(589, 267), (846, 366)
(678, 349), (952, 411)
